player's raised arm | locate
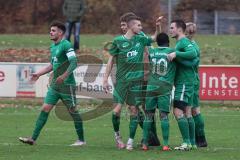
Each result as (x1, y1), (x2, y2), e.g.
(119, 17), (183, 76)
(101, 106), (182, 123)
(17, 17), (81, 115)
(151, 16), (163, 41)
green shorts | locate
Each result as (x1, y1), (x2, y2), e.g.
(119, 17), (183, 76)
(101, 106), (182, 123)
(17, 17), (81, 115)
(44, 85), (77, 108)
(146, 93), (172, 112)
(174, 83), (194, 105)
(145, 77), (173, 112)
(113, 80), (144, 106)
(192, 83), (200, 108)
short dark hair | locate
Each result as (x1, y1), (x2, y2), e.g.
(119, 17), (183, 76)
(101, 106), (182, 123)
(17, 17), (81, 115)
(156, 32), (169, 47)
(50, 21), (66, 33)
(125, 15), (141, 23)
(120, 12), (136, 22)
(171, 19), (186, 32)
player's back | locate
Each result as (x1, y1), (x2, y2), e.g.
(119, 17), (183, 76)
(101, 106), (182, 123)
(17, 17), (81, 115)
(148, 47), (176, 85)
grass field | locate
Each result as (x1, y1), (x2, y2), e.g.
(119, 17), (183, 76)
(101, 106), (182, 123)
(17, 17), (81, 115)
(0, 99), (240, 160)
(0, 34), (240, 159)
(0, 34), (240, 64)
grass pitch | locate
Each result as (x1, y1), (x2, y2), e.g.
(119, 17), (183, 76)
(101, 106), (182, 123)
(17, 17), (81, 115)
(0, 99), (239, 160)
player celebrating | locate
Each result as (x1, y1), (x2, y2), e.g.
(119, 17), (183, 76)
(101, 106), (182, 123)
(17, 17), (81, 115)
(104, 15), (160, 150)
(185, 22), (207, 147)
(120, 12), (160, 146)
(141, 31), (199, 151)
(19, 21), (85, 146)
(168, 19), (197, 151)
(142, 33), (176, 151)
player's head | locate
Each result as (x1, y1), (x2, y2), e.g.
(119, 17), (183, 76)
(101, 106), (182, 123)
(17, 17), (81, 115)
(120, 12), (136, 34)
(126, 15), (142, 34)
(186, 22), (197, 40)
(50, 21), (66, 41)
(169, 19), (186, 38)
(156, 33), (169, 47)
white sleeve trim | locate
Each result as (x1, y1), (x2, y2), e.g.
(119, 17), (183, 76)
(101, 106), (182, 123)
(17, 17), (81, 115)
(67, 50), (76, 58)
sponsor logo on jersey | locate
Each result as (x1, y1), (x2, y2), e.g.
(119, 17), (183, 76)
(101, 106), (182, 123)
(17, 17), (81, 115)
(53, 57), (58, 63)
(135, 42), (140, 47)
(127, 50), (138, 58)
(122, 42), (131, 48)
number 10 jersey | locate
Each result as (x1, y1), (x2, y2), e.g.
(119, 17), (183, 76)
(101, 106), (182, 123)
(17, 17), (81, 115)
(148, 47), (176, 85)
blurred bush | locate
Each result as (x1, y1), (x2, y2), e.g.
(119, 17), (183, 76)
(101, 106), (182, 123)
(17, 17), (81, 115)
(0, 0), (161, 34)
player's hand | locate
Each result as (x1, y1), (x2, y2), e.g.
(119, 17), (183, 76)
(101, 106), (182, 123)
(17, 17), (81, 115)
(56, 75), (64, 84)
(30, 73), (40, 82)
(156, 16), (163, 26)
(103, 80), (111, 93)
(167, 52), (176, 61)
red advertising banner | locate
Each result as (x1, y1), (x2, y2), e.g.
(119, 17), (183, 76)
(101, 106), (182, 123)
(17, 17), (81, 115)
(199, 65), (240, 100)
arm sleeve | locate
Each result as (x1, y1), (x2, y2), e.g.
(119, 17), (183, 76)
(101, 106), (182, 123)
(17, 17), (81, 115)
(108, 39), (119, 56)
(176, 41), (197, 60)
(65, 42), (78, 74)
(177, 57), (199, 67)
(142, 36), (153, 46)
(67, 58), (77, 74)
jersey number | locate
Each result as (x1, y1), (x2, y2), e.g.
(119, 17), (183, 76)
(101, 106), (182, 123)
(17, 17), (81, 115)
(152, 58), (168, 76)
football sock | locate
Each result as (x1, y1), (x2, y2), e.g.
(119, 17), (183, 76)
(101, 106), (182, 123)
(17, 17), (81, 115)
(161, 117), (170, 146)
(138, 110), (144, 129)
(177, 117), (190, 144)
(112, 112), (120, 132)
(143, 114), (152, 145)
(193, 113), (206, 137)
(187, 117), (196, 145)
(129, 115), (138, 139)
(32, 111), (49, 141)
(70, 110), (84, 141)
(151, 116), (157, 136)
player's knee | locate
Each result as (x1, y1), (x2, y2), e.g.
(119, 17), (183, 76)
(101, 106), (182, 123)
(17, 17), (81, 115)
(173, 100), (187, 111)
(113, 104), (122, 115)
(192, 107), (200, 116)
(173, 108), (184, 119)
(42, 104), (53, 112)
(68, 107), (77, 114)
(185, 106), (192, 118)
(129, 106), (138, 116)
(160, 111), (168, 120)
(145, 110), (155, 121)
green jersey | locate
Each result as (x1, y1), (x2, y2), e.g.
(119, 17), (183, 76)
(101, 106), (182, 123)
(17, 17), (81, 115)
(192, 40), (200, 83)
(148, 47), (176, 85)
(175, 37), (197, 84)
(50, 39), (76, 87)
(109, 34), (152, 81)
